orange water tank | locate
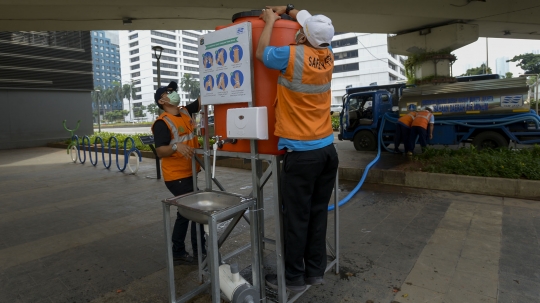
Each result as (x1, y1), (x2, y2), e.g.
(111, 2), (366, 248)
(213, 10), (300, 155)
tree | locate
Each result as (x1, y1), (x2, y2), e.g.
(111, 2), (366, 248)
(460, 63), (492, 76)
(507, 53), (540, 74)
(147, 103), (160, 120)
(505, 72), (513, 79)
(180, 73), (200, 100)
(122, 83), (132, 121)
(133, 104), (147, 118)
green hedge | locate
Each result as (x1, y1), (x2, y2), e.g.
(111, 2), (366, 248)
(416, 146), (540, 180)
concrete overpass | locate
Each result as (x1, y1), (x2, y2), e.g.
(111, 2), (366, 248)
(1, 0), (539, 40)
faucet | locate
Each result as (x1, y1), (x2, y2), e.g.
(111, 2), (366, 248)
(216, 138), (238, 149)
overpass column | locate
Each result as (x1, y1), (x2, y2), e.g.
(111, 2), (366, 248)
(388, 24), (479, 85)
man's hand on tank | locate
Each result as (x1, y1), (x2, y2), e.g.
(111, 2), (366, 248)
(266, 5), (287, 15)
(260, 7), (281, 23)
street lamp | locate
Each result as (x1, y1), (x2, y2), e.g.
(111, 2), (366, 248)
(152, 45), (164, 88)
(520, 73), (540, 115)
(94, 89), (101, 132)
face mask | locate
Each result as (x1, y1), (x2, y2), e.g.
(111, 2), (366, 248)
(295, 30), (301, 43)
(167, 91), (180, 106)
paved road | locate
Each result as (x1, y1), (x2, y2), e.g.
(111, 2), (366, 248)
(1, 147), (539, 302)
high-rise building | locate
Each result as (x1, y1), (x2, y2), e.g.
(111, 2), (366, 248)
(495, 56), (509, 77)
(0, 31), (93, 149)
(119, 30), (209, 121)
(91, 31), (121, 90)
(331, 33), (406, 104)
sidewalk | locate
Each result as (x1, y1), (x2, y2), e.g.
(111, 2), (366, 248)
(0, 147), (539, 303)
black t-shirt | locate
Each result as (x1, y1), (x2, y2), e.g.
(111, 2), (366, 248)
(153, 100), (200, 148)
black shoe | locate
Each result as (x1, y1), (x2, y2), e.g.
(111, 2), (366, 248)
(173, 253), (194, 265)
(265, 274), (306, 293)
(393, 149), (403, 154)
(305, 276), (325, 286)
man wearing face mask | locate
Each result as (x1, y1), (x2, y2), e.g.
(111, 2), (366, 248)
(256, 5), (339, 292)
(151, 87), (205, 264)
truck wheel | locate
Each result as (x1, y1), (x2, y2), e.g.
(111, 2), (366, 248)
(353, 131), (377, 151)
(472, 131), (509, 150)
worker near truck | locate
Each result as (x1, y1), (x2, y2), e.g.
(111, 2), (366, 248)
(408, 106), (434, 155)
(394, 110), (416, 154)
(256, 5), (339, 292)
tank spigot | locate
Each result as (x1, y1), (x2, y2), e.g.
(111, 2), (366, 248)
(217, 138), (238, 149)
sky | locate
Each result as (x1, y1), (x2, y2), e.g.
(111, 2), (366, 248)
(452, 37), (540, 76)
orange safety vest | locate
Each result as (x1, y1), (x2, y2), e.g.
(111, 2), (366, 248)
(274, 45), (334, 140)
(411, 110), (433, 130)
(151, 109), (200, 181)
(398, 111), (416, 127)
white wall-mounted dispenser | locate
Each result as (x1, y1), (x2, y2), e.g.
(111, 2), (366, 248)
(226, 107), (268, 140)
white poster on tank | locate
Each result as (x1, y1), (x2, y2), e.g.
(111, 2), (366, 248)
(198, 22), (253, 105)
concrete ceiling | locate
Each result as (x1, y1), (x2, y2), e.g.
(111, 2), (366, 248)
(0, 0), (539, 40)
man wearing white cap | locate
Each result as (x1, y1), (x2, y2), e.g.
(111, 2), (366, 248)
(256, 5), (339, 292)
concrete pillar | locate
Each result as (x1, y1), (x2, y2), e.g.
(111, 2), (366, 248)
(388, 24), (479, 84)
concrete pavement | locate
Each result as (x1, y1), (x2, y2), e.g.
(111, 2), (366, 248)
(1, 147), (540, 303)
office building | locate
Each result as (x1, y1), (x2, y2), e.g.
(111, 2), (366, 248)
(119, 30), (208, 121)
(331, 33), (406, 104)
(91, 31), (121, 90)
(495, 56), (509, 77)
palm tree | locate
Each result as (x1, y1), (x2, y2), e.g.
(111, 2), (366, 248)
(180, 73), (200, 101)
(111, 81), (122, 111)
(122, 83), (132, 121)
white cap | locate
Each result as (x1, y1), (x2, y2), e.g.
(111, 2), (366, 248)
(296, 10), (334, 49)
(425, 106), (434, 112)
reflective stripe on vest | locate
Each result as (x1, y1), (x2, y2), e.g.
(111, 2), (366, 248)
(398, 111), (416, 127)
(162, 116), (195, 144)
(411, 110), (433, 129)
(277, 46), (332, 94)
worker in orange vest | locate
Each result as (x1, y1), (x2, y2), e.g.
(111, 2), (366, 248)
(408, 106), (434, 155)
(394, 111), (416, 154)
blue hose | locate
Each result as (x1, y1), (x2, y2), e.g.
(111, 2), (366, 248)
(328, 113), (392, 211)
(328, 111), (540, 211)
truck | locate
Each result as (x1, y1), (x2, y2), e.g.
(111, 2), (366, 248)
(337, 75), (540, 151)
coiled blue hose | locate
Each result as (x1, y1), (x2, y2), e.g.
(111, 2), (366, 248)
(328, 111), (540, 211)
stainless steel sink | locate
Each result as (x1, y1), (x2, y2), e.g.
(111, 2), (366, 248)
(163, 191), (254, 224)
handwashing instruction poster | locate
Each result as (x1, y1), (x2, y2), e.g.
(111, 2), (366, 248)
(198, 22), (253, 105)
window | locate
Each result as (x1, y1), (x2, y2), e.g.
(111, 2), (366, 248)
(331, 37), (357, 48)
(99, 33), (103, 37)
(129, 33), (138, 40)
(154, 69), (178, 76)
(106, 41), (109, 45)
(162, 48), (176, 54)
(381, 94), (389, 102)
(183, 45), (197, 51)
(184, 59), (198, 65)
(182, 31), (201, 38)
(400, 68), (405, 76)
(153, 77), (178, 83)
(133, 94), (142, 100)
(100, 39), (103, 43)
(183, 52), (198, 58)
(130, 49), (139, 55)
(132, 87), (142, 93)
(182, 37), (197, 44)
(100, 46), (103, 50)
(131, 72), (140, 77)
(105, 60), (109, 64)
(389, 73), (398, 82)
(333, 63), (359, 73)
(130, 64), (140, 70)
(151, 38), (176, 47)
(105, 54), (109, 57)
(93, 32), (97, 36)
(152, 62), (178, 69)
(152, 54), (177, 62)
(94, 45), (98, 49)
(129, 41), (138, 47)
(388, 62), (397, 71)
(94, 38), (98, 42)
(151, 30), (176, 40)
(106, 47), (110, 52)
(130, 56), (139, 62)
(334, 50), (358, 61)
(184, 66), (199, 72)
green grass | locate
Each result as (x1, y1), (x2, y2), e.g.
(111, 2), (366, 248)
(414, 146), (540, 180)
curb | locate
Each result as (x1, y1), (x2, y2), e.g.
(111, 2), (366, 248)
(47, 143), (540, 200)
(340, 166), (540, 201)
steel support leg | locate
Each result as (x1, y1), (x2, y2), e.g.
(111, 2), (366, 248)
(163, 204), (176, 303)
(208, 217), (220, 303)
(272, 156), (287, 303)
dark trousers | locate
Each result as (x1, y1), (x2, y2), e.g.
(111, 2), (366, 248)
(165, 176), (206, 257)
(281, 144), (339, 282)
(409, 126), (428, 151)
(394, 123), (411, 152)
